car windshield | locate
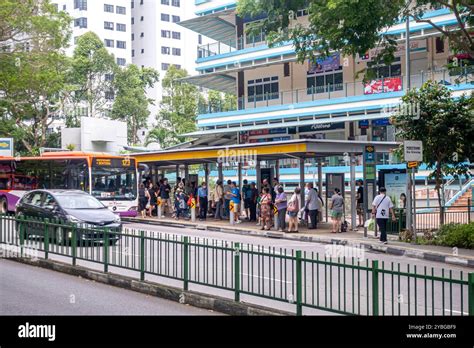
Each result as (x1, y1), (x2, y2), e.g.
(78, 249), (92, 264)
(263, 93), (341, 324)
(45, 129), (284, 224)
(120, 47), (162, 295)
(56, 194), (105, 209)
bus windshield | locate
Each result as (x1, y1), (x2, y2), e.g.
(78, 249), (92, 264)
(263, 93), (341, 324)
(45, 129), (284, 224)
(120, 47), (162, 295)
(91, 164), (137, 201)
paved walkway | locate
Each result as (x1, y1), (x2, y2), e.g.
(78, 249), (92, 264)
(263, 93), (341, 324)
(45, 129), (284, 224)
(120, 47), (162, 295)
(125, 214), (474, 263)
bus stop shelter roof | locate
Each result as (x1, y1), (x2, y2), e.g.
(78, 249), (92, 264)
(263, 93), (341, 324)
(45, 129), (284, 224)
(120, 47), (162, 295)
(131, 139), (399, 166)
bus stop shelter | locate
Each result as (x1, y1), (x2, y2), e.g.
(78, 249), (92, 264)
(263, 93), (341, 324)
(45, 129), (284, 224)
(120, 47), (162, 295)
(132, 139), (399, 229)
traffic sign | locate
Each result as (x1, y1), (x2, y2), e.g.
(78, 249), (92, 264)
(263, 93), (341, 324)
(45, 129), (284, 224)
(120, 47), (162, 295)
(404, 140), (423, 162)
(157, 198), (162, 206)
(407, 161), (418, 169)
(364, 145), (375, 164)
(229, 200), (234, 212)
(273, 205), (278, 215)
(191, 198), (196, 209)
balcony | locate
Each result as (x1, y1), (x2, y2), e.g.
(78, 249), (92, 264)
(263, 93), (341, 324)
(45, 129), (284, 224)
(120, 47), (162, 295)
(198, 69), (473, 115)
(197, 34), (268, 60)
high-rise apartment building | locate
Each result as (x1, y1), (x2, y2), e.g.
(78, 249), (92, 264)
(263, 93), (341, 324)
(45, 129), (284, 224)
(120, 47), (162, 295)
(131, 0), (213, 138)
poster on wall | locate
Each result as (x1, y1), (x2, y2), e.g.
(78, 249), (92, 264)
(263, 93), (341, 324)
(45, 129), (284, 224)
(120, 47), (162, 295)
(308, 53), (341, 73)
(381, 171), (407, 208)
(0, 138), (13, 157)
(356, 39), (427, 62)
(364, 77), (403, 95)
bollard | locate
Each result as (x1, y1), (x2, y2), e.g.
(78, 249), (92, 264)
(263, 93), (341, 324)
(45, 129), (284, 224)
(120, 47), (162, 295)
(157, 198), (162, 219)
(229, 201), (235, 225)
(273, 207), (279, 230)
(191, 198), (196, 222)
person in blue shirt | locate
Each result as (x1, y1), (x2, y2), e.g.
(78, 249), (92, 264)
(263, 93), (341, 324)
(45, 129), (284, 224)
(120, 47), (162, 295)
(230, 181), (241, 224)
(197, 181), (208, 220)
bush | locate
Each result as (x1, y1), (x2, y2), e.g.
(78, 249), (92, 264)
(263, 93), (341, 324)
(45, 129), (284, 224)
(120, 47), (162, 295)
(433, 223), (474, 249)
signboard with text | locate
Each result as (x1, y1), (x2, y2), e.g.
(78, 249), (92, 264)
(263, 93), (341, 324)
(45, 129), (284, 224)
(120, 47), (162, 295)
(364, 77), (403, 95)
(404, 141), (423, 162)
(0, 138), (13, 157)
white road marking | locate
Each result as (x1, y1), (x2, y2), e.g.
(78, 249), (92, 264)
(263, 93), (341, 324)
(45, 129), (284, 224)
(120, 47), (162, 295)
(241, 272), (292, 284)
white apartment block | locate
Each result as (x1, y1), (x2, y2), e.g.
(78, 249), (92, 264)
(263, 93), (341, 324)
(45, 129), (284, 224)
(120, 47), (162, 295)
(131, 0), (213, 132)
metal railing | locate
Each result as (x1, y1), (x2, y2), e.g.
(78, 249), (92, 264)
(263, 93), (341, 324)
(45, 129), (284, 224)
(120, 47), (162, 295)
(1, 214), (472, 316)
(198, 68), (473, 115)
(387, 201), (473, 234)
(197, 34), (267, 59)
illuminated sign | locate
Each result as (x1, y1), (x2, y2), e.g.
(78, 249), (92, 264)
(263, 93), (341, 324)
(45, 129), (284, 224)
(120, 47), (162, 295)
(93, 158), (135, 168)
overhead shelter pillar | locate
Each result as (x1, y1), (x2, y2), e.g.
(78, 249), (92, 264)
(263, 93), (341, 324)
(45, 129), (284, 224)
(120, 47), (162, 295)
(204, 163), (210, 186)
(256, 160), (261, 192)
(275, 160), (280, 181)
(350, 153), (357, 231)
(299, 158), (305, 206)
(218, 161), (223, 183)
(184, 164), (189, 183)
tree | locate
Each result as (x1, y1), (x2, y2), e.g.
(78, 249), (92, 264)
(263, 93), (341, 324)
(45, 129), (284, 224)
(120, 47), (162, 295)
(391, 81), (473, 222)
(237, 1), (473, 76)
(69, 31), (117, 121)
(206, 90), (237, 113)
(0, 0), (71, 155)
(111, 64), (159, 145)
(146, 66), (200, 148)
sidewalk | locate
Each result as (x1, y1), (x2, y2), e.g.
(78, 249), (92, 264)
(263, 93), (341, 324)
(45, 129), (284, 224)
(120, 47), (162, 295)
(123, 215), (474, 268)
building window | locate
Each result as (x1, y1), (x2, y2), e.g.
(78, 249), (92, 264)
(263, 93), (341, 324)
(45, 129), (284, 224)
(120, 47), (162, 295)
(245, 21), (265, 45)
(104, 21), (114, 30)
(198, 34), (202, 44)
(172, 31), (181, 40)
(161, 0), (169, 4)
(132, 49), (135, 57)
(74, 0), (87, 10)
(172, 48), (181, 56)
(140, 32), (144, 37)
(116, 23), (126, 32)
(131, 1), (134, 9)
(175, 64), (181, 69)
(105, 91), (114, 100)
(104, 39), (114, 48)
(105, 74), (114, 81)
(141, 48), (144, 54)
(435, 37), (445, 53)
(140, 16), (144, 21)
(74, 17), (88, 28)
(172, 0), (180, 7)
(63, 4), (66, 10)
(367, 57), (401, 78)
(117, 58), (126, 66)
(161, 13), (170, 22)
(131, 17), (134, 25)
(161, 46), (170, 55)
(161, 30), (171, 38)
(161, 63), (170, 70)
(140, 0), (143, 4)
(306, 70), (343, 94)
(131, 33), (135, 41)
(104, 4), (113, 12)
(117, 40), (126, 49)
(116, 6), (126, 14)
(247, 76), (279, 102)
(172, 15), (180, 23)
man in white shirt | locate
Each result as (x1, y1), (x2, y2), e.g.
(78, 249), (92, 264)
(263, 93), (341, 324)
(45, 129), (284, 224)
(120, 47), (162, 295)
(371, 187), (396, 244)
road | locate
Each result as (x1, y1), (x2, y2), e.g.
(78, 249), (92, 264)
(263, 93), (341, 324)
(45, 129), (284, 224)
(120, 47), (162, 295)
(0, 259), (220, 315)
(1, 221), (471, 316)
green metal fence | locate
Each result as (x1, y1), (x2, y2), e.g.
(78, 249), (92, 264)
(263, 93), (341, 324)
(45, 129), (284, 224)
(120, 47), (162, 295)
(1, 214), (473, 316)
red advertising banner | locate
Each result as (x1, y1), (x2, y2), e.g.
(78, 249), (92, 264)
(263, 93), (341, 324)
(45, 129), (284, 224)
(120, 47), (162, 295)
(364, 77), (402, 95)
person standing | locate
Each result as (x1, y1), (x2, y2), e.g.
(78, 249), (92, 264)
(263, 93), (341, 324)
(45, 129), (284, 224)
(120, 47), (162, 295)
(305, 183), (318, 229)
(356, 179), (364, 227)
(230, 181), (241, 223)
(138, 183), (148, 218)
(147, 182), (157, 217)
(330, 188), (344, 233)
(274, 185), (287, 232)
(287, 187), (301, 233)
(372, 187), (396, 244)
(197, 181), (208, 220)
(249, 182), (258, 222)
(213, 180), (224, 220)
(223, 180), (232, 218)
(160, 178), (172, 218)
(259, 187), (272, 230)
(242, 179), (252, 220)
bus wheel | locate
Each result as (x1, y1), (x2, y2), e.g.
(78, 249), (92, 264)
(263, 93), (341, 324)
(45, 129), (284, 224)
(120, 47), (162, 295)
(0, 197), (7, 214)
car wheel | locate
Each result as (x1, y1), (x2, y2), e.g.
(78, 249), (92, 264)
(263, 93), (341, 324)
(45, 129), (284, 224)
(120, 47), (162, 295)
(0, 197), (7, 214)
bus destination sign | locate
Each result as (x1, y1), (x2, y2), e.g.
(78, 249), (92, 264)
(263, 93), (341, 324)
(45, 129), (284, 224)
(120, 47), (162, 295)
(93, 158), (135, 168)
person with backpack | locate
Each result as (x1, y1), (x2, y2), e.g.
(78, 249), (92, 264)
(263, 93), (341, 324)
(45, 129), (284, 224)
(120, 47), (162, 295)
(287, 187), (301, 233)
(242, 179), (252, 220)
(371, 187), (396, 244)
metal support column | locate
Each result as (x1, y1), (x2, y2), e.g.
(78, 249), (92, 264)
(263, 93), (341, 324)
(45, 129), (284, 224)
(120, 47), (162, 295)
(238, 162), (243, 215)
(204, 163), (209, 186)
(275, 160), (280, 181)
(318, 159), (323, 222)
(350, 153), (357, 231)
(184, 164), (189, 183)
(299, 158), (305, 206)
(256, 160), (261, 192)
(218, 161), (223, 183)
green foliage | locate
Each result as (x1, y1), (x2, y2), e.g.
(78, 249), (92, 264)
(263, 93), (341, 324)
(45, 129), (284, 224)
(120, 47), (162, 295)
(146, 66), (200, 148)
(392, 82), (473, 207)
(68, 31), (117, 121)
(111, 64), (159, 145)
(205, 90), (237, 113)
(433, 223), (474, 249)
(237, 0), (474, 75)
(0, 0), (71, 155)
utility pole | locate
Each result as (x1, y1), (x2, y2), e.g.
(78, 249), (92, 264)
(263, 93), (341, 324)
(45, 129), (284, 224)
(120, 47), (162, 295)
(405, 4), (413, 235)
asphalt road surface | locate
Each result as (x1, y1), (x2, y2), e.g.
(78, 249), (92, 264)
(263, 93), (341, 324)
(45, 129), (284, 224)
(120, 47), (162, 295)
(0, 259), (220, 315)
